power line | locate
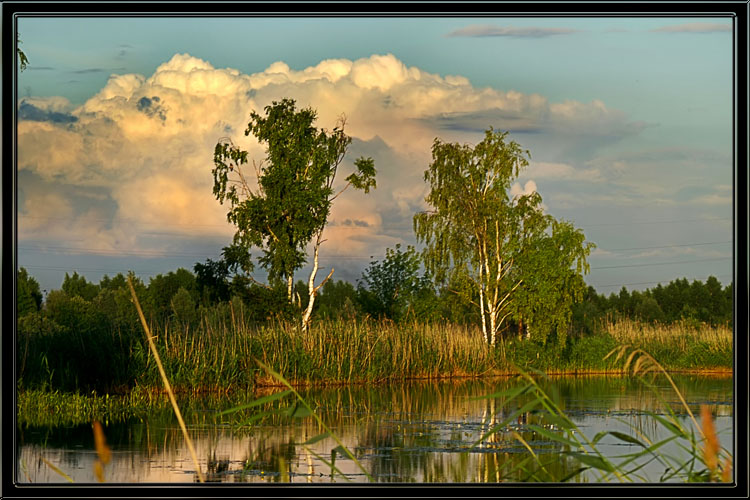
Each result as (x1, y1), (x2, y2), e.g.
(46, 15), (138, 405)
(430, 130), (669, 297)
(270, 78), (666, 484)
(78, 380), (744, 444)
(604, 241), (731, 252)
(579, 217), (730, 227)
(591, 257), (731, 270)
(18, 244), (220, 259)
(18, 214), (733, 230)
(17, 240), (734, 260)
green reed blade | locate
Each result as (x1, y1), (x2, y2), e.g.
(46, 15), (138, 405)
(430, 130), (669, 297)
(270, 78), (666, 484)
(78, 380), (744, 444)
(302, 432), (331, 446)
(287, 402), (313, 418)
(565, 452), (616, 473)
(559, 466), (589, 483)
(607, 431), (648, 448)
(304, 447), (352, 482)
(527, 424), (580, 449)
(218, 390), (293, 415)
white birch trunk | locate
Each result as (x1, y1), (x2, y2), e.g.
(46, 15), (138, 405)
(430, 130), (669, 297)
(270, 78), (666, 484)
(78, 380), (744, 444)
(482, 236), (496, 346)
(478, 268), (488, 344)
(301, 245), (320, 333)
(301, 232), (335, 334)
(287, 275), (294, 305)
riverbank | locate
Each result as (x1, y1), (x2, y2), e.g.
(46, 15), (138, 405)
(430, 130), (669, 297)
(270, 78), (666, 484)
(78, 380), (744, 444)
(17, 367), (732, 429)
(19, 316), (732, 394)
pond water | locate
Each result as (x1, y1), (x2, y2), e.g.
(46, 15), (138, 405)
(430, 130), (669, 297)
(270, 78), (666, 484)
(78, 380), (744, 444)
(17, 374), (733, 484)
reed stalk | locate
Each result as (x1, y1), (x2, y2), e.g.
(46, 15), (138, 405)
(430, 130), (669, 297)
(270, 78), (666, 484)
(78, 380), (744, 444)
(127, 276), (205, 483)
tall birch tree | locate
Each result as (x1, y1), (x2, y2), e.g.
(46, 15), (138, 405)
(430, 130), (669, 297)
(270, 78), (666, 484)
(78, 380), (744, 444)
(414, 128), (592, 346)
(212, 98), (375, 332)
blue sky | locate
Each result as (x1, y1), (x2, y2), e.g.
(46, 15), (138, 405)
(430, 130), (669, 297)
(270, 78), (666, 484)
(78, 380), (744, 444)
(16, 16), (735, 296)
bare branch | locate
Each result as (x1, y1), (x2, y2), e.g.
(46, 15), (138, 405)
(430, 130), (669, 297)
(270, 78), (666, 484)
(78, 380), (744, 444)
(313, 267), (335, 294)
(247, 276), (273, 291)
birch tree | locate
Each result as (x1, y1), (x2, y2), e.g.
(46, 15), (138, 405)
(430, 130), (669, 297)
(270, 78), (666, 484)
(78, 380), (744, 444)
(414, 128), (592, 346)
(212, 98), (375, 332)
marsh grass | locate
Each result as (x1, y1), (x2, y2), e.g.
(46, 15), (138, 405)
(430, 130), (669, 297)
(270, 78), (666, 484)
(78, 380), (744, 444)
(604, 318), (732, 370)
(138, 317), (495, 391)
(19, 303), (732, 395)
(127, 276), (205, 483)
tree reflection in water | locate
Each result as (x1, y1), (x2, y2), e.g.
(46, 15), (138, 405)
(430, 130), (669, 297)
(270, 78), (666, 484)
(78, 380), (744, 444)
(18, 374), (732, 483)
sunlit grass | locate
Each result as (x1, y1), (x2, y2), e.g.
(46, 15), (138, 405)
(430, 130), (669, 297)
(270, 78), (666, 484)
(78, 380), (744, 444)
(604, 318), (732, 371)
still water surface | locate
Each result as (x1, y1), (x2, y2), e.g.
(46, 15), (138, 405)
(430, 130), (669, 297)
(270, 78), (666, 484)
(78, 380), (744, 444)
(17, 374), (733, 483)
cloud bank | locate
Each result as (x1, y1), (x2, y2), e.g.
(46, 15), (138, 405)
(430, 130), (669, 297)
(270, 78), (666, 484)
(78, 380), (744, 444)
(18, 52), (644, 276)
(650, 22), (731, 34)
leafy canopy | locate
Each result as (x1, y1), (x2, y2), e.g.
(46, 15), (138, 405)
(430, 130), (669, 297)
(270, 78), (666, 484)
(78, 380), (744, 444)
(212, 98), (375, 287)
(357, 244), (430, 321)
(414, 127), (593, 344)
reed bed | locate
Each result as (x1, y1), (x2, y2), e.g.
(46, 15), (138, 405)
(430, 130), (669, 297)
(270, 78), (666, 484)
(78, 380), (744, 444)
(16, 387), (170, 428)
(144, 315), (495, 390)
(603, 318), (732, 371)
(18, 303), (733, 396)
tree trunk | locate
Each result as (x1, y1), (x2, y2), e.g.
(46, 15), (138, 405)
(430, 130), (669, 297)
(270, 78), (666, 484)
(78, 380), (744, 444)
(488, 304), (497, 347)
(301, 245), (320, 334)
(478, 274), (488, 344)
(287, 275), (294, 305)
(301, 234), (335, 334)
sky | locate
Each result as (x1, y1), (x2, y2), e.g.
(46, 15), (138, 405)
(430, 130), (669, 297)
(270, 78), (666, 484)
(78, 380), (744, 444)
(15, 16), (735, 297)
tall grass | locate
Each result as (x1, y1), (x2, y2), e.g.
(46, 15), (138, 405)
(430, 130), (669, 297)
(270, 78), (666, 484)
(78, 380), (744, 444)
(127, 276), (205, 483)
(604, 318), (732, 371)
(18, 304), (732, 395)
(139, 316), (495, 390)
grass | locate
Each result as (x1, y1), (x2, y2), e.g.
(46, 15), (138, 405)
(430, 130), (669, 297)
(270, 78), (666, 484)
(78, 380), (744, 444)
(603, 318), (732, 371)
(127, 277), (205, 482)
(21, 336), (733, 484)
(18, 313), (732, 397)
(16, 387), (171, 428)
(145, 316), (732, 391)
(133, 316), (496, 391)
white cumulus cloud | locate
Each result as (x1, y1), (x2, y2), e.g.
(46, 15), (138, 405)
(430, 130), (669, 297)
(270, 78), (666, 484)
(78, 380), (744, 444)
(18, 52), (642, 268)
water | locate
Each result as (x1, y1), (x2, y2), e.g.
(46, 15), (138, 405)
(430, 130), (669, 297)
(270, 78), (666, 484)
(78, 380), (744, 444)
(17, 374), (733, 483)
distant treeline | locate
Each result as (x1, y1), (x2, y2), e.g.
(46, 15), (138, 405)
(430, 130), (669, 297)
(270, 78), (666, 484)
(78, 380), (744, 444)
(18, 255), (733, 332)
(16, 258), (732, 393)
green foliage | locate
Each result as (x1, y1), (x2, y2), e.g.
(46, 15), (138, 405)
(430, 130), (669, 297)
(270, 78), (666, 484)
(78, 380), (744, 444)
(170, 287), (198, 327)
(15, 263), (733, 394)
(229, 277), (296, 322)
(634, 296), (665, 323)
(147, 268), (198, 321)
(571, 276), (733, 334)
(194, 258), (231, 306)
(316, 280), (359, 320)
(512, 220), (594, 347)
(357, 244), (430, 321)
(17, 34), (29, 71)
(212, 98), (375, 294)
(99, 273), (128, 291)
(62, 271), (100, 301)
(17, 267), (43, 318)
(414, 128), (592, 345)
